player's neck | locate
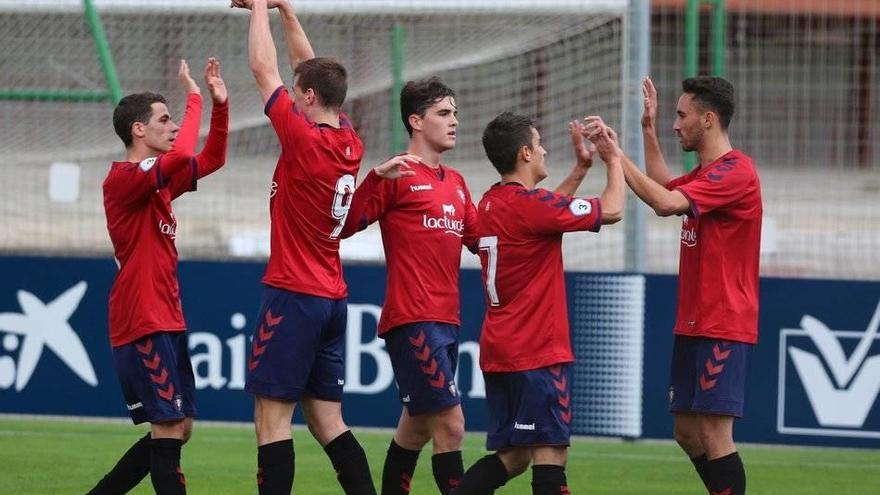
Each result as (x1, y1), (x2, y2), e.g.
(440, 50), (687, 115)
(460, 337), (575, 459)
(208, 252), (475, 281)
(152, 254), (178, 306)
(697, 134), (733, 167)
(307, 107), (341, 128)
(124, 143), (159, 164)
(501, 170), (535, 189)
(406, 141), (444, 168)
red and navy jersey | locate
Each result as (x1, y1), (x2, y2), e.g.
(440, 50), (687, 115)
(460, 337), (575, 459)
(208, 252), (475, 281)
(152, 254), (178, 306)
(103, 94), (228, 347)
(667, 149), (763, 344)
(476, 182), (602, 372)
(261, 85), (364, 299)
(347, 162), (477, 334)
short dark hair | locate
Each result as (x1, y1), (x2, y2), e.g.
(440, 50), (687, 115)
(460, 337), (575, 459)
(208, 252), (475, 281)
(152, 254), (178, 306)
(113, 92), (166, 148)
(682, 76), (735, 129)
(400, 77), (456, 136)
(482, 112), (535, 175)
(294, 57), (348, 109)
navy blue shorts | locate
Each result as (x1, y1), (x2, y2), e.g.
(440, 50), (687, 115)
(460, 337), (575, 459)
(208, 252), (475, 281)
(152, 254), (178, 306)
(383, 322), (461, 416)
(245, 286), (347, 402)
(668, 335), (753, 417)
(113, 331), (196, 425)
(484, 364), (573, 451)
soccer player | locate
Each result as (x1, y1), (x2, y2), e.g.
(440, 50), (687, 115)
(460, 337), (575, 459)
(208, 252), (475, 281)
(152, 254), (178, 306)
(91, 57), (229, 495)
(592, 76), (761, 495)
(339, 78), (477, 495)
(233, 1), (414, 493)
(450, 112), (624, 495)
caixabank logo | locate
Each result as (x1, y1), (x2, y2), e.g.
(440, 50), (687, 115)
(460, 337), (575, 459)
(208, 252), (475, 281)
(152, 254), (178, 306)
(778, 301), (880, 439)
(0, 281), (98, 391)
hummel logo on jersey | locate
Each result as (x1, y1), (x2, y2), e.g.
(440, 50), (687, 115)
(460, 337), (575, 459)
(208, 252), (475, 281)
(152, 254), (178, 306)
(0, 281), (98, 391)
(442, 204), (456, 216)
(139, 157), (157, 172)
(410, 184), (433, 192)
(514, 422), (536, 431)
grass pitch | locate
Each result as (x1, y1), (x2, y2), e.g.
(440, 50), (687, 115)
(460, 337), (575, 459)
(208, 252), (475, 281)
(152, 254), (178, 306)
(0, 418), (877, 494)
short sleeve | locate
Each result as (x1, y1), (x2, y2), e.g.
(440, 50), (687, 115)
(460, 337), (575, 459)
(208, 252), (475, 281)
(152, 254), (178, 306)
(517, 188), (602, 236)
(676, 157), (755, 217)
(103, 159), (164, 208)
(665, 173), (691, 191)
(264, 85), (312, 150)
(363, 175), (398, 224)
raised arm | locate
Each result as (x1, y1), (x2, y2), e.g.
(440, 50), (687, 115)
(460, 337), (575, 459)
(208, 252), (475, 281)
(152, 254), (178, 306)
(194, 57), (229, 179)
(586, 116), (689, 218)
(584, 121), (624, 225)
(554, 120), (595, 196)
(159, 60), (203, 177)
(243, 0), (284, 103)
(277, 1), (315, 70)
(641, 77), (674, 185)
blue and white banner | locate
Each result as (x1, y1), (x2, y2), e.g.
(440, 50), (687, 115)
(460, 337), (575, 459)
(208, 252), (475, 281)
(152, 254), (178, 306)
(641, 276), (880, 449)
(1, 256), (877, 448)
(0, 257), (490, 428)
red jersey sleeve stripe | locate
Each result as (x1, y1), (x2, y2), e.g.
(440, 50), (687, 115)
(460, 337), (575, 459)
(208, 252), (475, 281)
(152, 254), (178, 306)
(264, 85), (285, 116)
(675, 187), (700, 218)
(155, 156), (165, 188)
(591, 198), (602, 232)
(189, 157), (198, 192)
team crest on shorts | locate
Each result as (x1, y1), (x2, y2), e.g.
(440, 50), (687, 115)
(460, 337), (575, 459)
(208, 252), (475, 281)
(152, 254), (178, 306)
(668, 386), (675, 404)
(173, 395), (183, 412)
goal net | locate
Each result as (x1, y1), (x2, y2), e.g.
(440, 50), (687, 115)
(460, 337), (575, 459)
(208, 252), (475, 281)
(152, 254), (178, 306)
(0, 0), (629, 270)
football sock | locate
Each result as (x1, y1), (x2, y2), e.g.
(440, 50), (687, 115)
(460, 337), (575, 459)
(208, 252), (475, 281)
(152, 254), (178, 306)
(431, 451), (464, 494)
(149, 438), (185, 495)
(531, 464), (569, 495)
(381, 440), (420, 495)
(690, 453), (712, 489)
(705, 451), (746, 495)
(86, 432), (151, 494)
(324, 430), (376, 495)
(257, 439), (294, 495)
(450, 454), (508, 495)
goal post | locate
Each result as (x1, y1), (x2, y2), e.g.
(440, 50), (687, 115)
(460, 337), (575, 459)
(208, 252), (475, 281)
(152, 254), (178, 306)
(0, 0), (122, 104)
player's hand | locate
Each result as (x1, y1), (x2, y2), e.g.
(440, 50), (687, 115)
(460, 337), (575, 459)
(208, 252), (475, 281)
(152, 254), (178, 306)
(204, 57), (228, 104)
(374, 154), (420, 179)
(178, 59), (200, 95)
(584, 116), (622, 163)
(230, 0), (285, 9)
(569, 120), (595, 170)
(641, 76), (658, 129)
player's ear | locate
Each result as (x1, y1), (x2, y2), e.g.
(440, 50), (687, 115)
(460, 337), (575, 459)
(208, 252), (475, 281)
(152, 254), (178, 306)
(519, 144), (532, 163)
(304, 87), (317, 106)
(131, 122), (146, 141)
(703, 111), (715, 130)
(408, 113), (422, 133)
